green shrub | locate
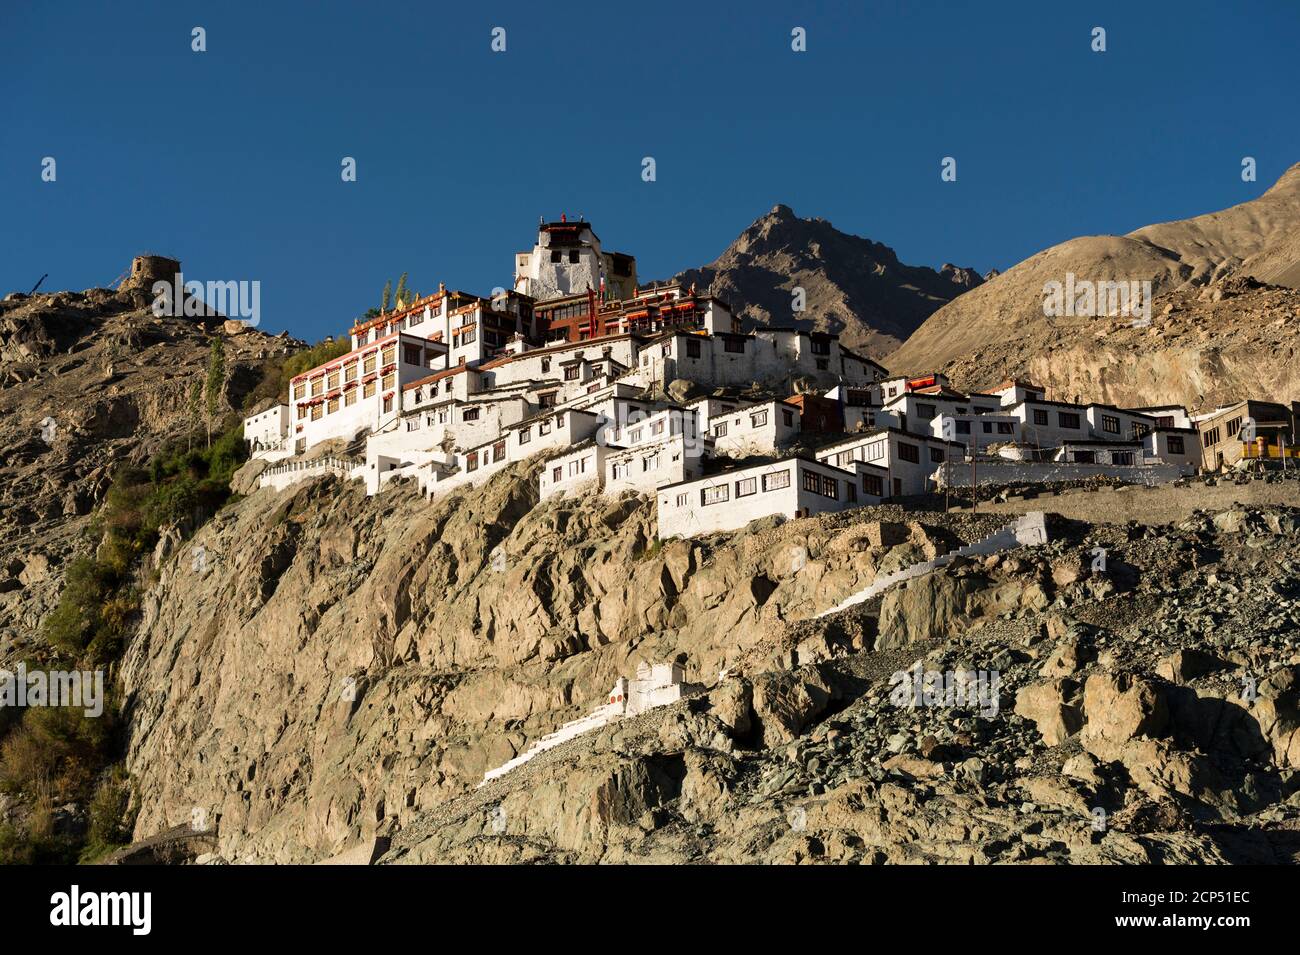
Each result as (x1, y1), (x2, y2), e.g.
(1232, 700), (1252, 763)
(81, 769), (136, 862)
(0, 704), (115, 801)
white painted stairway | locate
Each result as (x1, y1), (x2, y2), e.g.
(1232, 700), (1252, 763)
(480, 708), (619, 786)
(815, 511), (1048, 619)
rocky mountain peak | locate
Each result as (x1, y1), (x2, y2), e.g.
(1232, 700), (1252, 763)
(664, 206), (983, 356)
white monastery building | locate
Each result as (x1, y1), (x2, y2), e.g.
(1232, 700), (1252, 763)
(244, 215), (1243, 544)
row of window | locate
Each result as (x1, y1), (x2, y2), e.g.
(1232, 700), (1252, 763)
(831, 438), (949, 467)
(1030, 409), (1081, 429)
(953, 420), (1015, 436)
(802, 469), (851, 500)
(709, 409), (777, 439)
(465, 438), (509, 473)
(356, 306), (442, 346)
(689, 466), (861, 507)
(611, 452), (665, 479)
(519, 414), (567, 446)
(549, 452), (591, 483)
(1072, 450), (1135, 465)
(297, 376), (395, 419)
(294, 348), (396, 399)
(692, 468), (792, 507)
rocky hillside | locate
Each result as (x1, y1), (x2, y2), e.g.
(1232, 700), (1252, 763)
(387, 493), (1300, 864)
(664, 205), (984, 356)
(0, 282), (299, 662)
(888, 162), (1300, 406)
(117, 454), (1300, 864)
(929, 276), (1300, 411)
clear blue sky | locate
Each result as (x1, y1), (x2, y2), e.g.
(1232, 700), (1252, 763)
(3, 0), (1298, 343)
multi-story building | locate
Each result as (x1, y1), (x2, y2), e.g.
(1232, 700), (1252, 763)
(534, 284), (737, 345)
(243, 404), (290, 456)
(286, 330), (447, 454)
(692, 398), (801, 457)
(656, 456), (870, 540)
(814, 428), (963, 497)
(1195, 399), (1297, 470)
(932, 412), (1020, 453)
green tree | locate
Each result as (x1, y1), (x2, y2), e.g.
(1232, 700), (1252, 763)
(187, 377), (202, 453)
(204, 337), (226, 449)
(381, 279), (392, 313)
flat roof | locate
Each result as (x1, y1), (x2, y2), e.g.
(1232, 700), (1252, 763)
(1004, 398), (1089, 413)
(402, 364), (474, 391)
(506, 405), (601, 431)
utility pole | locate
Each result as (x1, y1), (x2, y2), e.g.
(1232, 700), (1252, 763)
(971, 454), (977, 514)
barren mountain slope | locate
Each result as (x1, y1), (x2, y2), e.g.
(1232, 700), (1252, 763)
(386, 495), (1300, 864)
(1132, 163), (1300, 287)
(931, 276), (1300, 411)
(888, 162), (1300, 392)
(121, 462), (1015, 860)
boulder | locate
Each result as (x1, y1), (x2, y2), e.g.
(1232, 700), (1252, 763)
(1154, 649), (1225, 685)
(704, 678), (753, 738)
(877, 572), (977, 649)
(1039, 636), (1093, 678)
(1081, 672), (1170, 760)
(1050, 555), (1087, 588)
(230, 457), (269, 496)
(863, 520), (909, 549)
(16, 553), (51, 586)
(1014, 679), (1083, 746)
(751, 668), (832, 747)
(666, 379), (700, 403)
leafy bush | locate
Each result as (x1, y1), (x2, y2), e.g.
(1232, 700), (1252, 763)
(81, 769), (137, 862)
(0, 806), (79, 865)
(44, 420), (249, 666)
(0, 703), (115, 801)
(42, 556), (119, 658)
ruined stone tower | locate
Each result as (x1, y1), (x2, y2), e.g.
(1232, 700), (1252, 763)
(119, 253), (181, 293)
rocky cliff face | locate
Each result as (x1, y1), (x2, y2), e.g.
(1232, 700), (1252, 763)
(665, 205), (983, 356)
(0, 284), (299, 662)
(118, 462), (1005, 862)
(888, 162), (1300, 404)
